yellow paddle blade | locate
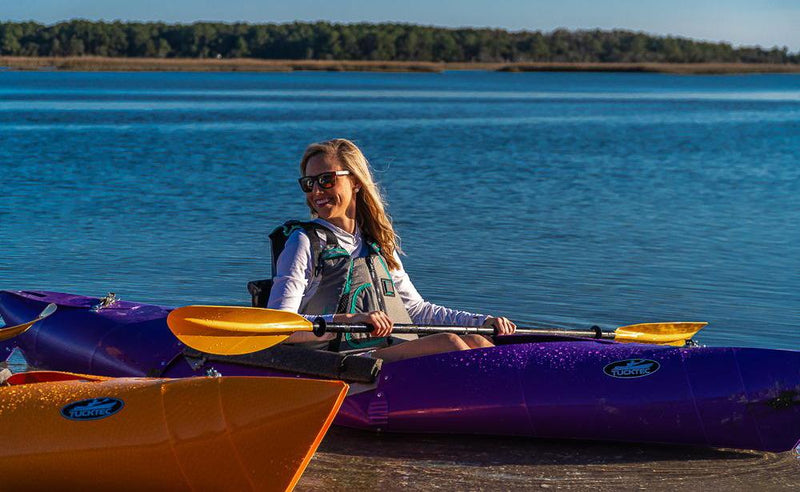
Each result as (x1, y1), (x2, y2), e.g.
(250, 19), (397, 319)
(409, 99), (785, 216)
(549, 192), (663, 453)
(167, 306), (314, 355)
(614, 322), (708, 346)
(0, 303), (56, 342)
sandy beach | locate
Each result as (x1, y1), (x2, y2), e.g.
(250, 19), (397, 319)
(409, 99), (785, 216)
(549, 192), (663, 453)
(299, 427), (800, 490)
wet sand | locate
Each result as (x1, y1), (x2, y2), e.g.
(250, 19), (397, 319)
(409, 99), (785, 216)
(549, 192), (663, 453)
(298, 427), (800, 490)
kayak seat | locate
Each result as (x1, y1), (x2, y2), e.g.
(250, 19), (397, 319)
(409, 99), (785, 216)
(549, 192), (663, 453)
(247, 279), (272, 307)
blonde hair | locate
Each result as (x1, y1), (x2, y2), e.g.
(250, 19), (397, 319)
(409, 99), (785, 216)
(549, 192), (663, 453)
(300, 138), (401, 270)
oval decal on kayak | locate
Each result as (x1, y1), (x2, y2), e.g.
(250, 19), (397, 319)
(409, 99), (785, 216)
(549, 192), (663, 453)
(61, 398), (124, 421)
(604, 359), (660, 378)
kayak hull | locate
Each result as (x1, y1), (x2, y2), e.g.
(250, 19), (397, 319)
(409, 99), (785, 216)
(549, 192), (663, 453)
(336, 342), (800, 451)
(2, 290), (799, 452)
(0, 370), (347, 491)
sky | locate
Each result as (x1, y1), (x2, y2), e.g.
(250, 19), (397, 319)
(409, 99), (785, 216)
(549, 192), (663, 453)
(3, 0), (799, 52)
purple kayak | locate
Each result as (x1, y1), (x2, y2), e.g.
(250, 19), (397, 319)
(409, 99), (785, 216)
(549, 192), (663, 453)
(2, 289), (799, 452)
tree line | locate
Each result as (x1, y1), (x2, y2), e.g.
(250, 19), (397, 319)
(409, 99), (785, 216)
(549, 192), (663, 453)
(0, 20), (796, 64)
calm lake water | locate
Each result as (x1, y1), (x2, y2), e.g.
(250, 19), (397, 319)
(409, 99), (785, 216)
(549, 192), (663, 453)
(1, 71), (799, 350)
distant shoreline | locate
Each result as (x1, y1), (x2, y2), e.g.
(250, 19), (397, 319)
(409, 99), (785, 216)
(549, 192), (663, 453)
(2, 57), (800, 75)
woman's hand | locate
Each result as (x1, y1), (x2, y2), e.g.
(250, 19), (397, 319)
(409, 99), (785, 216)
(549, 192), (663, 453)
(483, 316), (516, 336)
(335, 311), (394, 337)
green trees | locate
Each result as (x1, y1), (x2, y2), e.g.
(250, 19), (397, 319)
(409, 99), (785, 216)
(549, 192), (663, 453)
(0, 21), (796, 63)
(0, 24), (23, 54)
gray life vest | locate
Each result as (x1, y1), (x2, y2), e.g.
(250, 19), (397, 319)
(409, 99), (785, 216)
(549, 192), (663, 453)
(260, 220), (417, 351)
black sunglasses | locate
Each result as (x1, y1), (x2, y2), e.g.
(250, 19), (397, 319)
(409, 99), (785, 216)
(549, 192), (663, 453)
(298, 170), (351, 193)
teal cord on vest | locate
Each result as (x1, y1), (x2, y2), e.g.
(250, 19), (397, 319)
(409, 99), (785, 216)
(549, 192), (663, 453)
(321, 247), (350, 260)
(343, 282), (388, 349)
(349, 283), (372, 313)
(340, 259), (356, 297)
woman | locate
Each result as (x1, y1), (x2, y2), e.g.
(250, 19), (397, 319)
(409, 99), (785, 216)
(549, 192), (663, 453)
(267, 138), (515, 363)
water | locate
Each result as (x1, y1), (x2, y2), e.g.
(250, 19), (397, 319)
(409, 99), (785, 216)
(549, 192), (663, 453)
(1, 70), (799, 486)
(1, 71), (799, 351)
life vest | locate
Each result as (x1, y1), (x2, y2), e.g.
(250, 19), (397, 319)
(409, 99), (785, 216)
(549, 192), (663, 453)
(248, 220), (416, 351)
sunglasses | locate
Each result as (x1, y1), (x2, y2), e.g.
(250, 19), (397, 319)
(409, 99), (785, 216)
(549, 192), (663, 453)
(298, 170), (351, 193)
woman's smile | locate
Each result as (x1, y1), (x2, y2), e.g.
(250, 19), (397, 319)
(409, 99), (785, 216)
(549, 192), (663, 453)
(313, 196), (333, 208)
(303, 153), (358, 231)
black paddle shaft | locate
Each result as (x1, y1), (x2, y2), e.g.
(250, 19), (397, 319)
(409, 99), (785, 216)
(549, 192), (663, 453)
(311, 318), (612, 339)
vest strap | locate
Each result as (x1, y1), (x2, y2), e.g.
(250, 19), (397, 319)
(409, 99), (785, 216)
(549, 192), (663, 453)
(267, 220), (338, 279)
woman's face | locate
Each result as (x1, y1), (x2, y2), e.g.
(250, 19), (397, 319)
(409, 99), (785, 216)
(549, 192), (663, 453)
(303, 153), (359, 224)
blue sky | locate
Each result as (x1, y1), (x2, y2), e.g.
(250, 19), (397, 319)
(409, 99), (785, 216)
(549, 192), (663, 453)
(4, 0), (799, 51)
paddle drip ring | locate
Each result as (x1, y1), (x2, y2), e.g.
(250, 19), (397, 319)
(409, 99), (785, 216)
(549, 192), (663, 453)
(313, 317), (328, 337)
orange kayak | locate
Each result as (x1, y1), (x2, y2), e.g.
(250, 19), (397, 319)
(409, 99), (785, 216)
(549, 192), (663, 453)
(0, 371), (347, 491)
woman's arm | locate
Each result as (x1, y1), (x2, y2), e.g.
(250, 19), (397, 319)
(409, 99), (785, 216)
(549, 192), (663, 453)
(392, 255), (516, 334)
(391, 253), (488, 326)
(267, 230), (336, 343)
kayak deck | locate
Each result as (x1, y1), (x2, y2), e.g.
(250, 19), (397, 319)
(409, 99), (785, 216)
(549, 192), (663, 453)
(1, 371), (348, 491)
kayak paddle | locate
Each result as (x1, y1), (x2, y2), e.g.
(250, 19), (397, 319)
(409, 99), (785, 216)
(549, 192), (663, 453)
(0, 303), (57, 342)
(167, 305), (706, 355)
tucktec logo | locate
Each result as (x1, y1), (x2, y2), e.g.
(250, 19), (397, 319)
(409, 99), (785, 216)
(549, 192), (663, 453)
(61, 398), (124, 421)
(604, 359), (660, 378)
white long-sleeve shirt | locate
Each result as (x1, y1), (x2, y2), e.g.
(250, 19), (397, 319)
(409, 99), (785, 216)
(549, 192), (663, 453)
(267, 218), (487, 326)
